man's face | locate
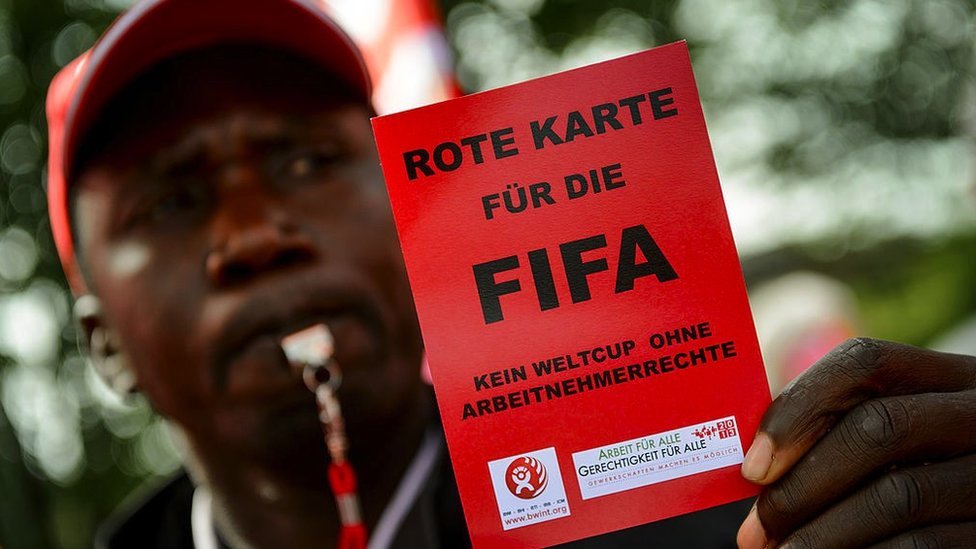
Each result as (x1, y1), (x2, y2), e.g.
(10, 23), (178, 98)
(71, 48), (425, 473)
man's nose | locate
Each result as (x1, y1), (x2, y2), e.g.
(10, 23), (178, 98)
(205, 168), (316, 287)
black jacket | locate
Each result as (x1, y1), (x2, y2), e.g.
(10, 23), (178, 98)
(97, 463), (752, 549)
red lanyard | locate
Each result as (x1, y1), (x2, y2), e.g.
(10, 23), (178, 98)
(284, 326), (368, 549)
(310, 372), (367, 549)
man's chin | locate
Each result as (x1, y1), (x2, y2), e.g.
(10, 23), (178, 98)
(213, 396), (332, 481)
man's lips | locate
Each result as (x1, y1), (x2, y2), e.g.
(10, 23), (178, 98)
(209, 277), (389, 402)
(223, 333), (305, 403)
(219, 311), (383, 404)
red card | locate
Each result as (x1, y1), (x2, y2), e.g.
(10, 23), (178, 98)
(372, 41), (771, 548)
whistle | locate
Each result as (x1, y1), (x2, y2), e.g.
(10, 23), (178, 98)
(281, 324), (342, 393)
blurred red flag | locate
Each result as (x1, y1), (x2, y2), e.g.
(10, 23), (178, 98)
(317, 0), (461, 114)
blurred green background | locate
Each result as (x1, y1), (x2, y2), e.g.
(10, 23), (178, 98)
(1, 0), (974, 547)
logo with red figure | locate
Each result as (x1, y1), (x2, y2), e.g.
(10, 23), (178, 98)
(505, 456), (549, 499)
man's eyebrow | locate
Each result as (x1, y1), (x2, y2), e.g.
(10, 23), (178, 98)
(149, 136), (210, 177)
(147, 117), (299, 177)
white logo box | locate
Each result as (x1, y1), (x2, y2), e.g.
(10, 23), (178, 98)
(572, 416), (745, 500)
(487, 446), (571, 530)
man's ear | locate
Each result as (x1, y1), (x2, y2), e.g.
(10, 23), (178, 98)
(74, 294), (138, 396)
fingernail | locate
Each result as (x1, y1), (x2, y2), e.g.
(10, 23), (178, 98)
(742, 433), (773, 482)
(736, 506), (767, 549)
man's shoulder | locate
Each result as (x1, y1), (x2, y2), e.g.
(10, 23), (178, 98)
(95, 472), (196, 549)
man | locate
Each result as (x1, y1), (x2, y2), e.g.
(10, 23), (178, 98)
(46, 0), (976, 547)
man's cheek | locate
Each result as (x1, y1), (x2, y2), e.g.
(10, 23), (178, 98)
(107, 239), (152, 279)
(104, 237), (197, 317)
(101, 246), (209, 409)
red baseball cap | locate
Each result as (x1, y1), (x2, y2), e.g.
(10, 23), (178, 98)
(46, 0), (372, 293)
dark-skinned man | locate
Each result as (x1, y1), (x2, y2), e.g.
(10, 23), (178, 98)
(45, 0), (976, 547)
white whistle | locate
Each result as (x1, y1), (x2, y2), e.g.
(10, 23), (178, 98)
(281, 324), (343, 392)
(281, 324), (335, 367)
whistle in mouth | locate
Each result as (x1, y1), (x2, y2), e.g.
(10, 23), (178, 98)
(281, 324), (342, 392)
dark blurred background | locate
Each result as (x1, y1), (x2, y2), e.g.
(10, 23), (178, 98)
(1, 0), (974, 547)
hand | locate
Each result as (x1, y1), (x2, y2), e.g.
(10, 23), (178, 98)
(736, 338), (976, 548)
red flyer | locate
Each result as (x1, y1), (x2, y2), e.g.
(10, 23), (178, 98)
(371, 41), (771, 548)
